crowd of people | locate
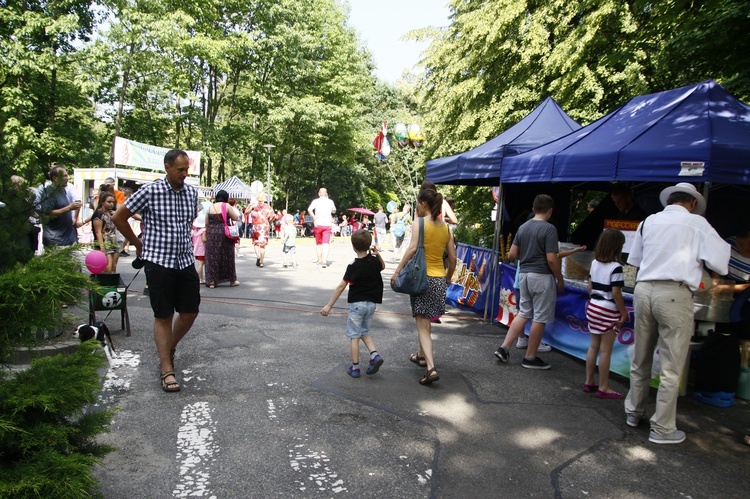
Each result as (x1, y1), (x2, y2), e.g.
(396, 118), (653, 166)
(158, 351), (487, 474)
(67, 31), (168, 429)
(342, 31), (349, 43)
(24, 150), (750, 445)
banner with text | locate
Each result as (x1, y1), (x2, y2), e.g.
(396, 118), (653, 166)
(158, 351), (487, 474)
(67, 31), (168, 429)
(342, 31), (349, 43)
(495, 263), (635, 378)
(114, 137), (201, 175)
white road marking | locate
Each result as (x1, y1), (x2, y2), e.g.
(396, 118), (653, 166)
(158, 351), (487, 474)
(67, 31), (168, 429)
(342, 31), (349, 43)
(95, 350), (140, 407)
(174, 401), (218, 498)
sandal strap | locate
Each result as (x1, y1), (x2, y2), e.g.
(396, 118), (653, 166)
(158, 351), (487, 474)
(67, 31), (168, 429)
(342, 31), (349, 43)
(161, 371), (176, 380)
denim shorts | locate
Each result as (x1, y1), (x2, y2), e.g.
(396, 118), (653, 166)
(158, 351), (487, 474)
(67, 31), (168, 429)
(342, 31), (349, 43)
(346, 301), (376, 339)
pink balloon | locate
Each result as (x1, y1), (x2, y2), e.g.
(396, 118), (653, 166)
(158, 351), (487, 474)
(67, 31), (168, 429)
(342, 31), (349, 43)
(85, 250), (107, 274)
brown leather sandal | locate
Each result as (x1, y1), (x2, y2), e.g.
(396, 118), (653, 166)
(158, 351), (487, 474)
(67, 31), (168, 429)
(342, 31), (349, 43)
(419, 368), (440, 385)
(161, 371), (180, 392)
(409, 353), (427, 367)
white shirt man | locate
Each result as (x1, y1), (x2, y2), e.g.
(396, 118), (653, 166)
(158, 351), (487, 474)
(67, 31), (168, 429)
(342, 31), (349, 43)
(625, 182), (729, 444)
(307, 188), (336, 268)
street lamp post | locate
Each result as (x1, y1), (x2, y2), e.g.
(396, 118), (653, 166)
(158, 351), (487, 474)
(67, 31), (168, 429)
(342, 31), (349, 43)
(263, 144), (275, 204)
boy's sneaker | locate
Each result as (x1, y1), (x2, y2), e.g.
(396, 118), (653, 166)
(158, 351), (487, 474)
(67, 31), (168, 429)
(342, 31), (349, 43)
(346, 365), (360, 378)
(515, 337), (551, 352)
(366, 354), (384, 375)
(649, 429), (686, 444)
(494, 346), (509, 363)
(521, 357), (551, 370)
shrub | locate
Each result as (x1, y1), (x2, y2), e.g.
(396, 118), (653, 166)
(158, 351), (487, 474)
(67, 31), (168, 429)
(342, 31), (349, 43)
(0, 342), (115, 498)
(0, 247), (93, 364)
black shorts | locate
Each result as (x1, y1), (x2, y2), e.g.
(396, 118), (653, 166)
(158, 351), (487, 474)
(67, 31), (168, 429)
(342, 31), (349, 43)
(144, 261), (201, 318)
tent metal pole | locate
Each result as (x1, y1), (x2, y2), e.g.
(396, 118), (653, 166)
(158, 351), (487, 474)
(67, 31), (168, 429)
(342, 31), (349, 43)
(484, 184), (504, 323)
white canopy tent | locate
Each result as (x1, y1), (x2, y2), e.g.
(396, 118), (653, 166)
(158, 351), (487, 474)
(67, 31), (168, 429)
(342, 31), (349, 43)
(211, 176), (253, 199)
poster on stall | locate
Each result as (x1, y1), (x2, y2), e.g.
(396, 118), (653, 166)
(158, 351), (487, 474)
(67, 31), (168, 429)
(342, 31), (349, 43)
(446, 244), (494, 316)
(495, 263), (635, 378)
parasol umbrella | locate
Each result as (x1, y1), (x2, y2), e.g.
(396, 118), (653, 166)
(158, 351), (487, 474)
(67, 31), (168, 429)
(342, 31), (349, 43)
(347, 207), (375, 215)
(346, 207), (374, 231)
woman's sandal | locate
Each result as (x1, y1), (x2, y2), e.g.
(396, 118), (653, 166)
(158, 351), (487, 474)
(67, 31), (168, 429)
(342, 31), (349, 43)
(230, 281), (240, 287)
(161, 371), (180, 392)
(419, 368), (440, 385)
(409, 353), (427, 367)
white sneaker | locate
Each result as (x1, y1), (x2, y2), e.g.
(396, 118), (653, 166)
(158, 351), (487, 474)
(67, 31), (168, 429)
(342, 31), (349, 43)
(537, 342), (552, 352)
(515, 337), (551, 352)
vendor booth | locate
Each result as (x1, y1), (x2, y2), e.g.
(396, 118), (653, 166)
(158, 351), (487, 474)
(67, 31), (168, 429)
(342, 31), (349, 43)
(443, 80), (750, 383)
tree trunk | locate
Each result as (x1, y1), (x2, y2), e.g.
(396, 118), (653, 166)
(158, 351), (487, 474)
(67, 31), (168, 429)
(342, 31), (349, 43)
(110, 42), (134, 167)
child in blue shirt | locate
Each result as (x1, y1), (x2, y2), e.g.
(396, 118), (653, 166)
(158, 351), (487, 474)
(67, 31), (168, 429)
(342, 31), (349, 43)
(320, 229), (385, 377)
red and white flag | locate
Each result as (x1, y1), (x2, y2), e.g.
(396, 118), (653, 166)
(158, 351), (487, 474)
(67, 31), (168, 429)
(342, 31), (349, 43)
(373, 121), (390, 160)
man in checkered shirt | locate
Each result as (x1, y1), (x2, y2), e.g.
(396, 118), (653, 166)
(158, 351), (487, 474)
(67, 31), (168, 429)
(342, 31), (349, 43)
(113, 149), (200, 393)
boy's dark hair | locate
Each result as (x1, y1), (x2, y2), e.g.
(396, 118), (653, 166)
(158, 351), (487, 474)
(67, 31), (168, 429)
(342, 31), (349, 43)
(594, 228), (626, 264)
(532, 194), (554, 214)
(351, 229), (371, 252)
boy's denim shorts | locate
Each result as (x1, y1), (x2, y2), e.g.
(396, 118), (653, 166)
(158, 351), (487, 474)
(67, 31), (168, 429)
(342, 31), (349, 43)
(347, 301), (376, 339)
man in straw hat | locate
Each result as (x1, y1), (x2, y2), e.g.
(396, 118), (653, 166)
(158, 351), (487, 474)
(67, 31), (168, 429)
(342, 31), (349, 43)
(625, 182), (730, 444)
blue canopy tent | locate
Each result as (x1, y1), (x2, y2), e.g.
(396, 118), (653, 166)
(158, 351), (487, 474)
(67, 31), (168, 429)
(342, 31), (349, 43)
(425, 97), (581, 186)
(426, 97), (580, 321)
(501, 80), (750, 184)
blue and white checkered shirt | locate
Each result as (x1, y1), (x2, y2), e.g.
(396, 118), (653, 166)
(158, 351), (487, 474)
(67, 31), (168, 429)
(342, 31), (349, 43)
(126, 177), (197, 270)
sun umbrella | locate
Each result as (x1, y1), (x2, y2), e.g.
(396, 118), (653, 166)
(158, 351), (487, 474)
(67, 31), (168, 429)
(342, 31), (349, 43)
(347, 207), (375, 215)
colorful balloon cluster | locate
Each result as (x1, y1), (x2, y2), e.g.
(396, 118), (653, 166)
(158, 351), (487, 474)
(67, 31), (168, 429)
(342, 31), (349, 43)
(394, 123), (424, 149)
(373, 122), (425, 161)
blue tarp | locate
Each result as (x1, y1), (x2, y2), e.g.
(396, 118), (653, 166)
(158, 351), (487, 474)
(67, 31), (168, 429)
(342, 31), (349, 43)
(425, 97), (581, 186)
(501, 80), (750, 185)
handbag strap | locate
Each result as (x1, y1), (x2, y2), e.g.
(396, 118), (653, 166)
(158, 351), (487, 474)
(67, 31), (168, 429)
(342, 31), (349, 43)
(220, 202), (229, 226)
(417, 217), (424, 249)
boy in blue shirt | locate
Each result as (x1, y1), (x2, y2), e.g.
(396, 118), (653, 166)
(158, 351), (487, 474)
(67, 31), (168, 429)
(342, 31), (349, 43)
(320, 229), (385, 377)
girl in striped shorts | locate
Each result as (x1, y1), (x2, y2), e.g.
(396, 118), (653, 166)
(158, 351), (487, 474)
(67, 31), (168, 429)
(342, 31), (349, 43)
(584, 229), (629, 399)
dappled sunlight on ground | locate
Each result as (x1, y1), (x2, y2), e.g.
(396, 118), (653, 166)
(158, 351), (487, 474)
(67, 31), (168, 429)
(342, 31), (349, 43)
(418, 393), (477, 426)
(512, 427), (564, 449)
(624, 445), (657, 463)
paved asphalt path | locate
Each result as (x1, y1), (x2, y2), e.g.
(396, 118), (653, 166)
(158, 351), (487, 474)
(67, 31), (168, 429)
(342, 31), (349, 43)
(87, 236), (750, 498)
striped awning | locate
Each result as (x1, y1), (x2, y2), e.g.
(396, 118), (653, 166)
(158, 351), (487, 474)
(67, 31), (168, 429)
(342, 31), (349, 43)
(211, 176), (253, 199)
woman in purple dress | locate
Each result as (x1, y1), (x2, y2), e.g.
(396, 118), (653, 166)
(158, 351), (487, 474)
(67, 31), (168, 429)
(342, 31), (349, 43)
(204, 190), (240, 288)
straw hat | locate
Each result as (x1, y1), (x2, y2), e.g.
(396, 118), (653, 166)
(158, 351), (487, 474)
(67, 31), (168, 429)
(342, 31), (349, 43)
(659, 182), (706, 215)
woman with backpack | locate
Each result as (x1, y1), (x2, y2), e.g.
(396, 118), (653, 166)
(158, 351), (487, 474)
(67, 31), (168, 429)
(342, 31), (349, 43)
(392, 204), (412, 263)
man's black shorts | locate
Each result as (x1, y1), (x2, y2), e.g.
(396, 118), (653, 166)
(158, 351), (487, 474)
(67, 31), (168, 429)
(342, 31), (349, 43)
(144, 261), (200, 318)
